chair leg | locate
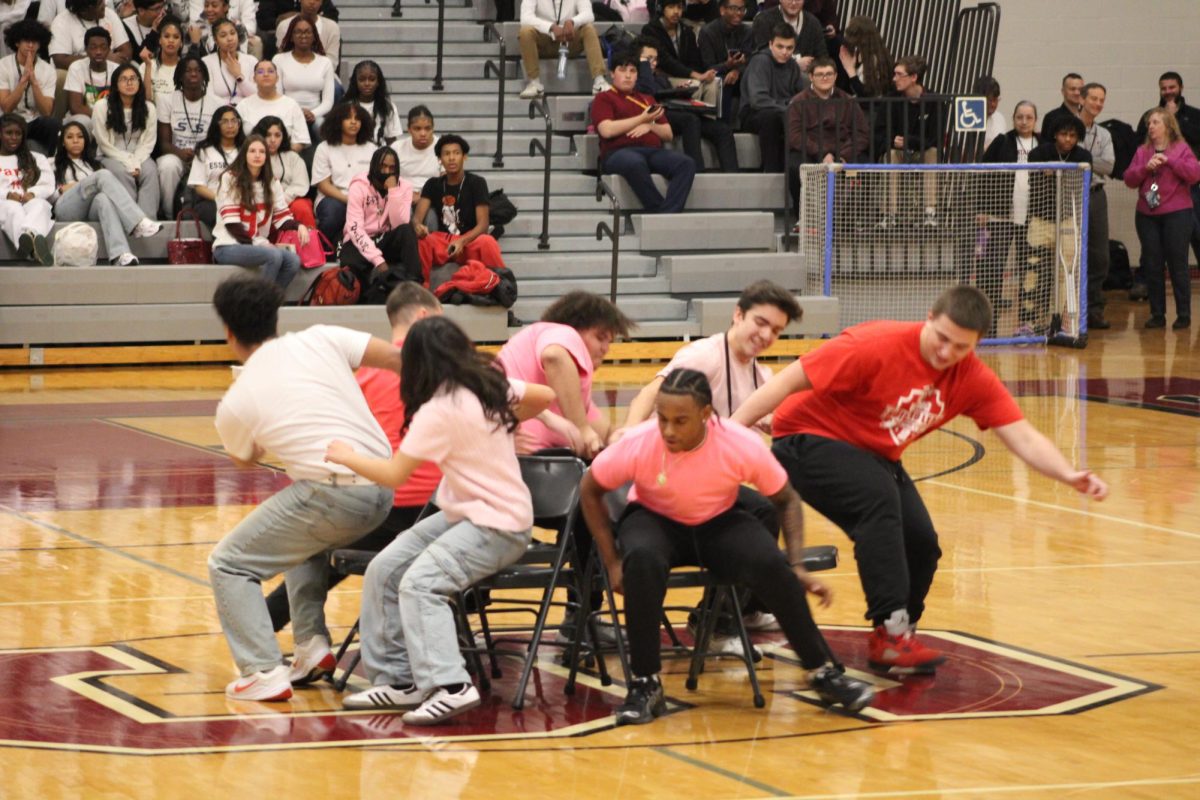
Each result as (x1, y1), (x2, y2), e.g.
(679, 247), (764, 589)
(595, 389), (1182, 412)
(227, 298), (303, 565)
(453, 594), (490, 692)
(334, 651), (361, 692)
(728, 587), (765, 708)
(332, 618), (360, 692)
(685, 586), (719, 691)
(662, 612), (686, 651)
(599, 559), (631, 686)
(564, 557), (593, 696)
(511, 575), (566, 710)
(474, 593), (503, 679)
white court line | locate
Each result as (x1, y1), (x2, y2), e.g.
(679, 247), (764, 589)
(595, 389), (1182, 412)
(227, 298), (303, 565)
(936, 559), (1200, 574)
(924, 480), (1200, 541)
(783, 776), (1200, 799)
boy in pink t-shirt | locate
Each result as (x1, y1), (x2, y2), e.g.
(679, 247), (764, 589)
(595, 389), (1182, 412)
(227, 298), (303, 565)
(580, 368), (874, 726)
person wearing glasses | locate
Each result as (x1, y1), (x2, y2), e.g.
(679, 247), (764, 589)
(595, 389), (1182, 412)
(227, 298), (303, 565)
(91, 62), (160, 218)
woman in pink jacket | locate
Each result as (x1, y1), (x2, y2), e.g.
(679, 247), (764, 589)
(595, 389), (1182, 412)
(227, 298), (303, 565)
(339, 146), (424, 303)
(1124, 108), (1200, 330)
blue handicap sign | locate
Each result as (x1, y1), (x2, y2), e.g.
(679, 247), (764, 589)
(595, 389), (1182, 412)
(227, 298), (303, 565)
(955, 96), (987, 132)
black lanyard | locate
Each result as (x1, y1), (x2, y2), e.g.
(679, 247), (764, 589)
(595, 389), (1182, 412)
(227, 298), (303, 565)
(180, 94), (205, 138)
(722, 332), (758, 415)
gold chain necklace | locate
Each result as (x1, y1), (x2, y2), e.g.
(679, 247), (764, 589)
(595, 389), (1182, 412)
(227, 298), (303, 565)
(656, 429), (708, 486)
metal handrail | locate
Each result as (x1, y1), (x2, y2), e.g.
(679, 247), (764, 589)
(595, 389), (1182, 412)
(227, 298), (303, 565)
(595, 179), (621, 304)
(528, 98), (552, 250)
(482, 22), (507, 168)
(432, 0), (445, 91)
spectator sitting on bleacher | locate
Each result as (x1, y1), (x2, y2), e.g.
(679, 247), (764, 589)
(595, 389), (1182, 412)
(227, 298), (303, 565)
(0, 20), (60, 155)
(641, 0), (718, 107)
(156, 54), (211, 217)
(311, 101), (374, 246)
(92, 62), (160, 217)
(635, 38), (736, 172)
(834, 15), (890, 101)
(392, 104), (441, 194)
(235, 59), (309, 148)
(53, 120), (162, 266)
(517, 0), (608, 100)
(974, 75), (1005, 150)
(201, 18), (256, 105)
(591, 52), (696, 214)
(697, 0), (751, 119)
(750, 0), (825, 68)
(186, 103), (243, 226)
(1040, 73), (1082, 144)
(272, 16), (333, 145)
(340, 146), (423, 299)
(121, 0), (166, 66)
(754, 0), (839, 37)
(275, 0), (339, 70)
(884, 56), (942, 227)
(63, 26), (119, 127)
(141, 18), (184, 102)
(787, 56), (867, 165)
(346, 60), (401, 147)
(50, 0), (132, 72)
(740, 23), (805, 173)
(187, 0), (260, 58)
(0, 113), (53, 265)
(412, 133), (505, 273)
(252, 115), (314, 227)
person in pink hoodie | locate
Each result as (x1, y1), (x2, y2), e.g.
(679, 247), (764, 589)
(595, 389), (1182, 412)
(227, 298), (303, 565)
(339, 146), (423, 304)
(1124, 107), (1200, 330)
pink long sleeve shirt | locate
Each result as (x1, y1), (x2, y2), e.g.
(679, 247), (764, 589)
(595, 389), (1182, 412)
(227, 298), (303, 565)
(1124, 140), (1200, 216)
(342, 173), (414, 267)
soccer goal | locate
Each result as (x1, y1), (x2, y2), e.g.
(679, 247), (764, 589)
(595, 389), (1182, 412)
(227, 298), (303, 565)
(797, 162), (1093, 346)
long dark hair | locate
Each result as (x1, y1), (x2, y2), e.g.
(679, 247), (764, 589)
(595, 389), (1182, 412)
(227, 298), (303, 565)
(156, 19), (183, 66)
(399, 316), (518, 436)
(54, 121), (102, 185)
(344, 60), (395, 143)
(366, 145), (397, 197)
(279, 15), (324, 55)
(251, 115), (292, 153)
(224, 134), (275, 215)
(197, 104), (244, 155)
(319, 101), (374, 146)
(0, 114), (39, 189)
(106, 63), (149, 135)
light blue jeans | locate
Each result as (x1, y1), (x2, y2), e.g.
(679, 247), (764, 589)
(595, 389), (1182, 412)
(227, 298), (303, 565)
(213, 243), (302, 288)
(359, 511), (531, 692)
(53, 170), (145, 262)
(208, 480), (391, 675)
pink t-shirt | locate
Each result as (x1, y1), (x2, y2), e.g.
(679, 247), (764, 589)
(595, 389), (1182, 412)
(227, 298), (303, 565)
(496, 322), (600, 450)
(657, 333), (773, 419)
(589, 417), (788, 526)
(399, 378), (533, 532)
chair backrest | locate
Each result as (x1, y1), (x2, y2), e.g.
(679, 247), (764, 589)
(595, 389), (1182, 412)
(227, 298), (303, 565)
(518, 454), (587, 527)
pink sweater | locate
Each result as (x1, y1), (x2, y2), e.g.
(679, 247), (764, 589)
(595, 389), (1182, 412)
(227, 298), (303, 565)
(343, 173), (414, 267)
(1124, 140), (1200, 216)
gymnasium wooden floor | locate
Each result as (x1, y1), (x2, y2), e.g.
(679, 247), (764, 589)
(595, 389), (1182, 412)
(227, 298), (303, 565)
(1, 296), (1197, 799)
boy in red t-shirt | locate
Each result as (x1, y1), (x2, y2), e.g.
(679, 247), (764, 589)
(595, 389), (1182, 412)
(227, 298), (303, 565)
(733, 285), (1108, 675)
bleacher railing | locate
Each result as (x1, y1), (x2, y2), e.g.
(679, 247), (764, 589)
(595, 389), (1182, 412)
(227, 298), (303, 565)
(594, 179), (621, 304)
(528, 98), (553, 250)
(482, 22), (507, 168)
(433, 0), (446, 90)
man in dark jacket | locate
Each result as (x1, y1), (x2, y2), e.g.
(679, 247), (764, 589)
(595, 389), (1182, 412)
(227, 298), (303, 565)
(640, 0), (718, 105)
(787, 57), (869, 164)
(741, 22), (807, 172)
(750, 0), (826, 66)
(697, 0), (752, 122)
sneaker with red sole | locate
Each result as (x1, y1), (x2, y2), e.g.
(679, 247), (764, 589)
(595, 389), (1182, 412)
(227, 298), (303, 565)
(289, 635), (337, 685)
(225, 665), (294, 701)
(867, 626), (946, 675)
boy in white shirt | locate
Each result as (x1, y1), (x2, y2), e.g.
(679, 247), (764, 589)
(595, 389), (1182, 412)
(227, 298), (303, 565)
(62, 25), (118, 126)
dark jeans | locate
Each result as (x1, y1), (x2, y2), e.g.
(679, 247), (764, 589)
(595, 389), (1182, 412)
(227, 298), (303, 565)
(316, 198), (348, 249)
(1136, 208), (1193, 320)
(193, 198), (216, 229)
(340, 225), (424, 299)
(1087, 186), (1110, 318)
(771, 433), (941, 627)
(603, 146), (696, 214)
(665, 109), (738, 172)
(267, 504), (425, 631)
(617, 502), (829, 677)
(741, 107), (786, 172)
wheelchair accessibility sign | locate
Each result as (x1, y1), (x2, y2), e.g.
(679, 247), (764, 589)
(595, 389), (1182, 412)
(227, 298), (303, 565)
(955, 96), (987, 132)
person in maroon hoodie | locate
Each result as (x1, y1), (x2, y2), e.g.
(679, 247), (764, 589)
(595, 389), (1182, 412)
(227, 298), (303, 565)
(1124, 107), (1200, 330)
(339, 145), (423, 302)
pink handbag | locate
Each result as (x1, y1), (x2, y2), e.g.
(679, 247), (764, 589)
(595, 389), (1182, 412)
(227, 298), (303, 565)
(277, 228), (332, 269)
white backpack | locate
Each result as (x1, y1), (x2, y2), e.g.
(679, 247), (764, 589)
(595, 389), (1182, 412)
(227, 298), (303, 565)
(52, 223), (98, 267)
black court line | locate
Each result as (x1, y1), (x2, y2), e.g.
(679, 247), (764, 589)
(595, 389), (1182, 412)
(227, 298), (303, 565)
(651, 745), (793, 797)
(914, 428), (987, 482)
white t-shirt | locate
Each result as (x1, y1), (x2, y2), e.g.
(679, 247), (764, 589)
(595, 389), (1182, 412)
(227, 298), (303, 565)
(0, 54), (57, 121)
(157, 90), (216, 151)
(271, 51), (334, 117)
(215, 325), (391, 481)
(1012, 134), (1036, 226)
(55, 156), (96, 197)
(359, 99), (401, 144)
(186, 143), (237, 191)
(236, 92), (311, 146)
(392, 135), (442, 188)
(63, 59), (118, 109)
(0, 151), (53, 198)
(984, 109), (1008, 151)
(400, 378), (533, 532)
(0, 0), (33, 59)
(275, 14), (339, 67)
(656, 333), (774, 420)
(311, 141), (374, 207)
(141, 59), (177, 102)
(49, 8), (130, 57)
(202, 51), (257, 105)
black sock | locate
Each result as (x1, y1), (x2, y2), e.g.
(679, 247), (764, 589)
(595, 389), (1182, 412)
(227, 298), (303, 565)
(441, 682), (468, 694)
(391, 683), (416, 692)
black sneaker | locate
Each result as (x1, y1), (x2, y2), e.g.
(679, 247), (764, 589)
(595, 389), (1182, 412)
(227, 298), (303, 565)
(809, 665), (875, 712)
(1145, 315), (1167, 329)
(1173, 317), (1191, 330)
(28, 233), (52, 266)
(1129, 283), (1149, 301)
(616, 676), (666, 726)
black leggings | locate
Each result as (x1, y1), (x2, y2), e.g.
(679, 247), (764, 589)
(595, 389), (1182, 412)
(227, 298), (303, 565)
(771, 433), (941, 626)
(618, 503), (828, 677)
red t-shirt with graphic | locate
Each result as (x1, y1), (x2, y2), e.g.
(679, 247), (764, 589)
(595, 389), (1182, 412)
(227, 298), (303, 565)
(771, 321), (1024, 461)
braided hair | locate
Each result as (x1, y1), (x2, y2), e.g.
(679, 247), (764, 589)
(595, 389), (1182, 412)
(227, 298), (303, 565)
(658, 368), (715, 412)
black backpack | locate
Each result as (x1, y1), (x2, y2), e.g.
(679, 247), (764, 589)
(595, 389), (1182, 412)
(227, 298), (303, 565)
(1103, 240), (1133, 290)
(1100, 118), (1138, 180)
(488, 189), (518, 239)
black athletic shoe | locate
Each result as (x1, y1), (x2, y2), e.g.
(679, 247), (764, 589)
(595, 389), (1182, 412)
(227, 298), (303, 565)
(1173, 317), (1191, 330)
(29, 233), (52, 266)
(616, 676), (666, 726)
(1145, 315), (1166, 329)
(809, 665), (875, 712)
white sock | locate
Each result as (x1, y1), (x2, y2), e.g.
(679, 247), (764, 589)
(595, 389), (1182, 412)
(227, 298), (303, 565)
(882, 609), (910, 637)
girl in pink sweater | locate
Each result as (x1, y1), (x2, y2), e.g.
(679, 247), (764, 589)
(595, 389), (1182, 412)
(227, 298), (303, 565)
(1124, 108), (1200, 329)
(338, 146), (424, 302)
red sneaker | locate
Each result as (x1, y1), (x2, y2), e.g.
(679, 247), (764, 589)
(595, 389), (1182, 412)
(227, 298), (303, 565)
(868, 626), (946, 675)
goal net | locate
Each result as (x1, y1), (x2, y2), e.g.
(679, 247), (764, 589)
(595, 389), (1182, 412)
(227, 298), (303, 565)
(797, 162), (1093, 346)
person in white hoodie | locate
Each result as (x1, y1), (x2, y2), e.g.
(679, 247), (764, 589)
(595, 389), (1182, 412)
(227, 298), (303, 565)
(339, 146), (422, 301)
(0, 112), (54, 264)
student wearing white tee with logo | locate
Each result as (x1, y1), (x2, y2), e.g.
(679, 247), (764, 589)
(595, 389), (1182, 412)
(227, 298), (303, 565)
(186, 102), (242, 226)
(0, 113), (53, 264)
(311, 101), (374, 246)
(91, 62), (160, 218)
(156, 54), (213, 218)
(0, 20), (60, 154)
(62, 26), (117, 126)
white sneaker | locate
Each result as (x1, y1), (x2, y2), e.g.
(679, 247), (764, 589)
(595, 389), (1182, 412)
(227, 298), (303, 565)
(519, 79), (544, 100)
(592, 76), (611, 94)
(709, 633), (747, 657)
(131, 218), (162, 238)
(225, 665), (293, 701)
(343, 683), (426, 710)
(113, 252), (139, 266)
(288, 635), (337, 685)
(742, 611), (781, 632)
(402, 684), (481, 725)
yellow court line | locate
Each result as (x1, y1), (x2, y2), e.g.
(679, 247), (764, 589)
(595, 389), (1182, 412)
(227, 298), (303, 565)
(782, 776), (1200, 799)
(923, 480), (1200, 541)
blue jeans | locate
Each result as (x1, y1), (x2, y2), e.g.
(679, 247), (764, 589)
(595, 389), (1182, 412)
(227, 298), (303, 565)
(315, 198), (347, 249)
(213, 243), (301, 288)
(358, 511), (531, 692)
(602, 146), (696, 214)
(208, 480), (391, 675)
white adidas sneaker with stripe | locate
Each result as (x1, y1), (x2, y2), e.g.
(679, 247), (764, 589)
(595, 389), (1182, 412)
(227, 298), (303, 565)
(402, 684), (481, 725)
(343, 683), (426, 710)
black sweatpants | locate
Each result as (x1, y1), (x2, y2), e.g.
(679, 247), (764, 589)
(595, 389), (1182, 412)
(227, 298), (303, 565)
(771, 434), (941, 626)
(339, 225), (424, 299)
(618, 502), (828, 677)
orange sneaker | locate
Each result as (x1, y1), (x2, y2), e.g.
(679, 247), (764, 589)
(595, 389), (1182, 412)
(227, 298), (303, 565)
(867, 626), (946, 675)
